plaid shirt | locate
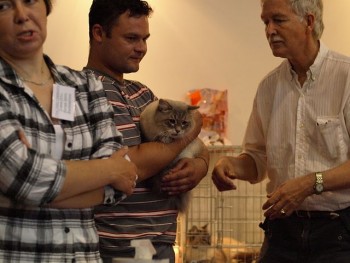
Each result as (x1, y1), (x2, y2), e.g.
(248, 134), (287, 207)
(0, 56), (123, 262)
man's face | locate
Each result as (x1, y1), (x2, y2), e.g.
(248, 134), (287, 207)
(100, 12), (150, 76)
(260, 0), (309, 59)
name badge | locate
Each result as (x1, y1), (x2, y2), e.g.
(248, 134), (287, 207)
(52, 84), (75, 121)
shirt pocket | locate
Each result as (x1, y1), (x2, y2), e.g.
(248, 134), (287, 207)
(316, 116), (345, 159)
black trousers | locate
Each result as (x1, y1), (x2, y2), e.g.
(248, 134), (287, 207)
(258, 207), (350, 263)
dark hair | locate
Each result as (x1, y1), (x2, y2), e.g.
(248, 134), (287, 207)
(44, 0), (53, 15)
(89, 0), (153, 40)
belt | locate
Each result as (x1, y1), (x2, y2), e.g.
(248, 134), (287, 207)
(293, 210), (340, 219)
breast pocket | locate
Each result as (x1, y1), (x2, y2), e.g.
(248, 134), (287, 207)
(316, 116), (345, 159)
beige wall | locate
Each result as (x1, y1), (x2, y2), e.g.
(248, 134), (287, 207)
(44, 0), (350, 145)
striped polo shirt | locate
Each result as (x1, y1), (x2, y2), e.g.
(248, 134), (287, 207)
(87, 69), (179, 258)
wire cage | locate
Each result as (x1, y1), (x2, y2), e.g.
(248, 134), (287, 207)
(175, 145), (267, 263)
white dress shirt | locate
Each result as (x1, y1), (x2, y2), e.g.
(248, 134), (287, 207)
(243, 42), (350, 211)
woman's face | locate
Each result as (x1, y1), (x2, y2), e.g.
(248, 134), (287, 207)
(0, 0), (47, 60)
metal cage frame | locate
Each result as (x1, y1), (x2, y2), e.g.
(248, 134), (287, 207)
(176, 146), (266, 263)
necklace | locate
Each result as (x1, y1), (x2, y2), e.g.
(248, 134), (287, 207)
(19, 75), (52, 86)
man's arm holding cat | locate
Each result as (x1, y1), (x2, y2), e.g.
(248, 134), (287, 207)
(127, 111), (203, 181)
(160, 140), (209, 195)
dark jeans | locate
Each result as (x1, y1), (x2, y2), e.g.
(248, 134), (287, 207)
(101, 243), (175, 263)
(258, 207), (350, 263)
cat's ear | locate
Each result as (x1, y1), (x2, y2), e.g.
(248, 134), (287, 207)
(189, 225), (198, 232)
(158, 99), (173, 112)
(188, 105), (199, 111)
(202, 223), (209, 230)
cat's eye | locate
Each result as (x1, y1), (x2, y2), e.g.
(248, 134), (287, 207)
(167, 119), (176, 126)
(182, 121), (189, 127)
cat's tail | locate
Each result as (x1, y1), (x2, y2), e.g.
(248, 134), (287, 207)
(174, 192), (192, 213)
(231, 247), (260, 263)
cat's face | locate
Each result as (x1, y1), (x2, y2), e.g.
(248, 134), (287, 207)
(187, 224), (211, 246)
(154, 99), (198, 143)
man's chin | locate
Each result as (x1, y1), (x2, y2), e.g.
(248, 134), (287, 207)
(125, 66), (140, 74)
(271, 49), (285, 58)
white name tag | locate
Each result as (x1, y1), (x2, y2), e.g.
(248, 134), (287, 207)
(52, 84), (75, 121)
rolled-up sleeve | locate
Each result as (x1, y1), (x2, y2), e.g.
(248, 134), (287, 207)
(0, 98), (66, 206)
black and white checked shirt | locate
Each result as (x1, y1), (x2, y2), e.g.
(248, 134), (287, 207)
(0, 56), (123, 262)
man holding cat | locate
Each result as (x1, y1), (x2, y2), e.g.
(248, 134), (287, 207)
(84, 0), (209, 262)
(212, 0), (350, 262)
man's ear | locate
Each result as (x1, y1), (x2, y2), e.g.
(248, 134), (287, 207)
(91, 24), (104, 43)
(305, 13), (315, 32)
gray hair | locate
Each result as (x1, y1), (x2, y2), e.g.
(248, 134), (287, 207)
(261, 0), (324, 39)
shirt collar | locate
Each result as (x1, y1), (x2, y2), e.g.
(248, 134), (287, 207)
(0, 55), (81, 122)
(0, 57), (24, 88)
(83, 67), (125, 86)
(309, 41), (328, 81)
(0, 55), (68, 88)
(287, 41), (329, 82)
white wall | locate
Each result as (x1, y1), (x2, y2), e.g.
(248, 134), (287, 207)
(44, 0), (350, 145)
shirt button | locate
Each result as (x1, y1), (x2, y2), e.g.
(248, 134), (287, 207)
(67, 142), (73, 148)
(64, 227), (70, 233)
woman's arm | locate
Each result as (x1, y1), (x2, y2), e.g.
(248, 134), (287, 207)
(53, 148), (136, 202)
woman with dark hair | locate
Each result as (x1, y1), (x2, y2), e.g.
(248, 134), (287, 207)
(43, 0), (53, 14)
(0, 0), (138, 262)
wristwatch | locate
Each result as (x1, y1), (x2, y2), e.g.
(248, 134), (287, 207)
(314, 172), (324, 195)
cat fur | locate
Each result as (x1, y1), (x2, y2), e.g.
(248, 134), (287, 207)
(140, 99), (205, 213)
(185, 224), (259, 263)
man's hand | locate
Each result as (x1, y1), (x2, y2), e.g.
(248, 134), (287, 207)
(161, 157), (206, 195)
(211, 156), (237, 191)
(262, 174), (314, 219)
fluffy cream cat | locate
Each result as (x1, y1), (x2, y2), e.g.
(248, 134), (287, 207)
(185, 224), (259, 263)
(140, 99), (205, 212)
